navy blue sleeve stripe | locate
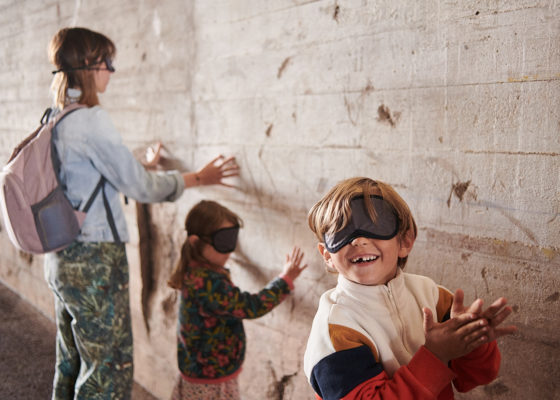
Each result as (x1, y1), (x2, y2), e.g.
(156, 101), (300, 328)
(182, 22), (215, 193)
(310, 345), (384, 400)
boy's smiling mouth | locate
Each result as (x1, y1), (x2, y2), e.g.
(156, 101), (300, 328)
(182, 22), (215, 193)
(350, 255), (379, 263)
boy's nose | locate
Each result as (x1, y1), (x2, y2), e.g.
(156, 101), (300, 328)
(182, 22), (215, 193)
(350, 237), (369, 246)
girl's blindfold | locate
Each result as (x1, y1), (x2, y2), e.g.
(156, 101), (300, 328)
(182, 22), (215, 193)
(205, 225), (240, 254)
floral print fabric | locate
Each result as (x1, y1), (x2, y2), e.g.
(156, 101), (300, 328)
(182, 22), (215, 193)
(44, 242), (133, 400)
(177, 265), (290, 382)
(171, 375), (240, 400)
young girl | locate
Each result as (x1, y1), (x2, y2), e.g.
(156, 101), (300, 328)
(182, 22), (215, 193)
(168, 200), (307, 400)
(45, 27), (239, 399)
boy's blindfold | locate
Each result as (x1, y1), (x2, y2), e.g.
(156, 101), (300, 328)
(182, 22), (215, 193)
(323, 195), (399, 253)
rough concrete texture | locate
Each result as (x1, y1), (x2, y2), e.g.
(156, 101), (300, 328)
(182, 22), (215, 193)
(0, 1), (558, 399)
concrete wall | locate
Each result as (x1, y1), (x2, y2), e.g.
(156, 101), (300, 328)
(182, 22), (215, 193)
(1, 1), (558, 399)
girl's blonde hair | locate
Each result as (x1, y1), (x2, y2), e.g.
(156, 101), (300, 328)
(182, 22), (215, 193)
(308, 177), (417, 269)
(48, 27), (116, 109)
(168, 200), (242, 289)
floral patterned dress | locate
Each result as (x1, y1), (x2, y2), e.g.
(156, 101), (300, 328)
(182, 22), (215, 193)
(176, 263), (292, 383)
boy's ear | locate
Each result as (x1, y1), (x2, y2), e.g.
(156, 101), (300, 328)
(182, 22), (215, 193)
(398, 231), (415, 258)
(317, 243), (335, 269)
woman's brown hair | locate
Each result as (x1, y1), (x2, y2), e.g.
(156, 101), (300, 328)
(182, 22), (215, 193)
(168, 200), (242, 289)
(48, 27), (116, 109)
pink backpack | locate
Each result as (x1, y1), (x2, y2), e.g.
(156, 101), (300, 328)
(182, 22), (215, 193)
(0, 104), (104, 254)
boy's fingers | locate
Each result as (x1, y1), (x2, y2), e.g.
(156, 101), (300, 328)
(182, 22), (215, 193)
(452, 312), (478, 328)
(457, 318), (487, 338)
(489, 306), (513, 327)
(482, 297), (508, 318)
(451, 289), (464, 314)
(494, 325), (518, 339)
(422, 308), (434, 331)
(467, 298), (484, 315)
(461, 326), (488, 345)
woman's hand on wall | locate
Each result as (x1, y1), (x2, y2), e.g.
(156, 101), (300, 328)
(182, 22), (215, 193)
(183, 155), (240, 188)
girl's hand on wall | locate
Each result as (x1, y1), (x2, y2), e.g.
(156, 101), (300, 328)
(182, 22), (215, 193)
(281, 246), (307, 282)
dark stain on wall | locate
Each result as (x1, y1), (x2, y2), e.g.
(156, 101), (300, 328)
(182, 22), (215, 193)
(446, 180), (471, 207)
(266, 123), (273, 137)
(136, 202), (153, 332)
(161, 291), (177, 328)
(267, 361), (298, 400)
(481, 266), (490, 293)
(377, 104), (401, 127)
(277, 57), (291, 79)
(333, 3), (340, 22)
(545, 292), (559, 302)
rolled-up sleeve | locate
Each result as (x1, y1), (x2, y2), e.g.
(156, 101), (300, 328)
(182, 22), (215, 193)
(83, 108), (185, 202)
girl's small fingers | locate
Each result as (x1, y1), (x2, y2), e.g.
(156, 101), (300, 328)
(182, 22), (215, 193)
(290, 247), (297, 259)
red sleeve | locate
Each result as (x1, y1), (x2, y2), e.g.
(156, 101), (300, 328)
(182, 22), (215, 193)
(343, 346), (454, 400)
(311, 346), (455, 400)
(450, 341), (501, 392)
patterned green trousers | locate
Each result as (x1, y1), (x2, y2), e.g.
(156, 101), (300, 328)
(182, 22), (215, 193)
(44, 242), (133, 400)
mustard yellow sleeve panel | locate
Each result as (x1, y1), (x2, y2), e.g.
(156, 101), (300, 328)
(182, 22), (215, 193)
(329, 323), (380, 362)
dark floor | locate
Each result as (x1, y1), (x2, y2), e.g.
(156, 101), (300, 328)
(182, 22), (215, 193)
(0, 281), (158, 400)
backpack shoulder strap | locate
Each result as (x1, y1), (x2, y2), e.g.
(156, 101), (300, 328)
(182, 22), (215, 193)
(50, 104), (121, 244)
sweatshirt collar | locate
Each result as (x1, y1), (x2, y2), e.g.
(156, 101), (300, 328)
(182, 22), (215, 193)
(336, 268), (404, 299)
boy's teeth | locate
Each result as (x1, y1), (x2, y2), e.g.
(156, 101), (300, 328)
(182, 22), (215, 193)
(352, 255), (378, 263)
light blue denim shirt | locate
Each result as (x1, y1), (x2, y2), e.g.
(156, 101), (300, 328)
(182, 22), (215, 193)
(51, 90), (185, 242)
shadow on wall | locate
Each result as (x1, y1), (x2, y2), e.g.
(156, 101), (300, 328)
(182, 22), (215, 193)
(133, 143), (188, 332)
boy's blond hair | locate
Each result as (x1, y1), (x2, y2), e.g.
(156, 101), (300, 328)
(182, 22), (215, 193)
(308, 177), (417, 269)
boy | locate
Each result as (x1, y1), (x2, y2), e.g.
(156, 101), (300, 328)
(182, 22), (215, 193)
(304, 177), (516, 400)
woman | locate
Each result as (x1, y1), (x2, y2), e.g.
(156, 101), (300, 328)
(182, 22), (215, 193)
(45, 27), (239, 400)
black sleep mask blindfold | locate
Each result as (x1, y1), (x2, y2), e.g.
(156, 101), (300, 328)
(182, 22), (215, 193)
(51, 57), (115, 74)
(323, 195), (399, 253)
(205, 225), (240, 254)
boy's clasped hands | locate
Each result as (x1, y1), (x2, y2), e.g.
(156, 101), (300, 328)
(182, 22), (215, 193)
(423, 289), (517, 364)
